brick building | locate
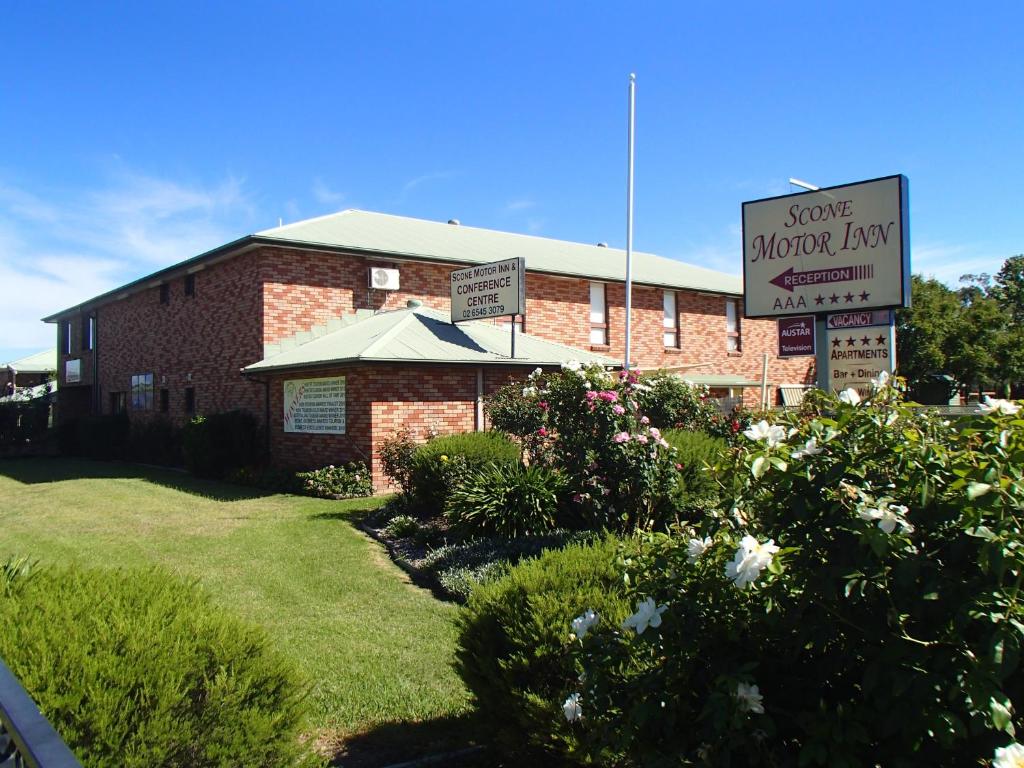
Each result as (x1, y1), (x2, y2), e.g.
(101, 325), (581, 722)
(45, 210), (814, 488)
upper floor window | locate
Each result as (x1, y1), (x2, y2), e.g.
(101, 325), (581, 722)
(726, 298), (741, 353)
(159, 284), (170, 305)
(131, 373), (154, 410)
(62, 320), (72, 355)
(81, 316), (95, 351)
(184, 273), (196, 298)
(663, 291), (679, 348)
(589, 282), (608, 345)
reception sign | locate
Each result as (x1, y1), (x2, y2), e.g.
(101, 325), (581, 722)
(742, 175), (910, 318)
(283, 376), (346, 434)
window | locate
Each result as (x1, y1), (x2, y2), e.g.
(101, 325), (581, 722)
(589, 282), (608, 346)
(82, 316), (95, 351)
(110, 391), (127, 415)
(663, 291), (679, 348)
(184, 273), (196, 298)
(726, 298), (741, 353)
(62, 320), (72, 355)
(159, 388), (169, 413)
(130, 373), (154, 410)
(159, 284), (170, 304)
(184, 387), (196, 416)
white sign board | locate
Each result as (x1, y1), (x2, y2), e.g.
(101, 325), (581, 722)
(742, 175), (909, 318)
(826, 323), (894, 397)
(65, 359), (81, 384)
(450, 257), (526, 322)
(283, 376), (346, 434)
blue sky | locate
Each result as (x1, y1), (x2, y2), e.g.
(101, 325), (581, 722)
(2, 1), (1022, 362)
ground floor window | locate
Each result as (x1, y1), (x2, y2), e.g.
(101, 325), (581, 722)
(131, 373), (154, 410)
(110, 391), (127, 415)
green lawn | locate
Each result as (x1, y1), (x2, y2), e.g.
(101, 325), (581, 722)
(0, 458), (470, 750)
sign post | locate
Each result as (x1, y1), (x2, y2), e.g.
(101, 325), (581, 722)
(450, 257), (527, 358)
(742, 175), (909, 392)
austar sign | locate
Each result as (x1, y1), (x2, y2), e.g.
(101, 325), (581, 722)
(741, 175), (910, 318)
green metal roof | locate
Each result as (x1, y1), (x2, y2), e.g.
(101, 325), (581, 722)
(257, 210), (742, 295)
(2, 348), (56, 373)
(682, 374), (763, 388)
(244, 304), (618, 374)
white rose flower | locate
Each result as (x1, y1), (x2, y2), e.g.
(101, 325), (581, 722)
(839, 388), (862, 405)
(686, 536), (712, 563)
(980, 397), (1022, 416)
(791, 437), (823, 460)
(561, 360), (582, 372)
(743, 420), (787, 447)
(871, 371), (891, 389)
(562, 692), (582, 722)
(571, 609), (599, 640)
(735, 682), (765, 714)
(857, 501), (913, 534)
(725, 535), (779, 589)
(993, 742), (1024, 768)
(621, 597), (667, 635)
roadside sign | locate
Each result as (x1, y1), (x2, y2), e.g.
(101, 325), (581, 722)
(742, 175), (910, 318)
(826, 310), (892, 330)
(450, 257), (526, 323)
(826, 322), (894, 396)
(777, 315), (815, 358)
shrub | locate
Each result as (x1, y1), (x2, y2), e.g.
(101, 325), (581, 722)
(0, 399), (51, 447)
(436, 561), (507, 601)
(0, 555), (36, 596)
(447, 463), (568, 537)
(182, 410), (264, 479)
(127, 417), (183, 466)
(0, 566), (320, 768)
(62, 413), (130, 460)
(382, 514), (421, 539)
(560, 386), (1024, 766)
(378, 428), (417, 495)
(663, 428), (728, 501)
(295, 462), (373, 499)
(485, 378), (546, 441)
(225, 464), (300, 493)
(455, 535), (632, 759)
(410, 431), (520, 513)
(632, 371), (721, 431)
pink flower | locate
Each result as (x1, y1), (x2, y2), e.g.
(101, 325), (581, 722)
(572, 493), (583, 503)
(597, 390), (618, 403)
(675, 463), (684, 470)
(585, 391), (598, 402)
(649, 427), (662, 439)
(612, 404), (625, 415)
(640, 416), (650, 425)
(538, 401), (549, 411)
(636, 435), (649, 444)
(538, 427), (549, 437)
(613, 432), (630, 443)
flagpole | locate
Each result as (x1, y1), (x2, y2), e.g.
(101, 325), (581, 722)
(624, 72), (636, 371)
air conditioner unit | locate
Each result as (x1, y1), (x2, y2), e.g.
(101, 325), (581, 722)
(368, 267), (400, 290)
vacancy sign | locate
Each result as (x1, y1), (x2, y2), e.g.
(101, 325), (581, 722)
(450, 257), (526, 322)
(778, 315), (815, 357)
(826, 313), (895, 396)
(742, 175), (910, 318)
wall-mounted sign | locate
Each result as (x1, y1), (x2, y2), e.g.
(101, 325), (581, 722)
(450, 257), (526, 323)
(777, 315), (816, 357)
(742, 175), (910, 318)
(826, 324), (894, 396)
(65, 359), (81, 384)
(283, 376), (346, 434)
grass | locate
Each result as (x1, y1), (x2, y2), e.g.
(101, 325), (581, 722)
(0, 458), (471, 753)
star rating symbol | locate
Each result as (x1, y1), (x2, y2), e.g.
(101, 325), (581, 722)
(832, 337), (841, 348)
(860, 336), (871, 346)
(829, 293), (840, 304)
(846, 336), (856, 347)
(859, 290), (870, 302)
(844, 292), (855, 303)
(815, 294), (825, 306)
(876, 334), (886, 345)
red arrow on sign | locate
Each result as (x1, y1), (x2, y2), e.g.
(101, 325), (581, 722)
(770, 264), (874, 292)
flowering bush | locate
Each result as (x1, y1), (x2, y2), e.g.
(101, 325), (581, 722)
(630, 371), (721, 432)
(295, 461), (373, 499)
(555, 386), (1024, 765)
(378, 428), (418, 495)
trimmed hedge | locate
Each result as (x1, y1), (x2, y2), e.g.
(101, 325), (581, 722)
(455, 536), (631, 758)
(182, 411), (264, 479)
(0, 566), (321, 768)
(410, 431), (520, 513)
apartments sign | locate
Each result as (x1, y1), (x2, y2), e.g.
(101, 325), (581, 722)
(450, 257), (526, 322)
(742, 175), (910, 318)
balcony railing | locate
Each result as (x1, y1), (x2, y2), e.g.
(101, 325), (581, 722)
(0, 658), (80, 768)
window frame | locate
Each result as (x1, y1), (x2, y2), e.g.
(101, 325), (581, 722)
(184, 273), (196, 298)
(159, 388), (169, 414)
(110, 391), (127, 415)
(726, 298), (742, 353)
(130, 373), (155, 411)
(81, 316), (95, 351)
(663, 291), (680, 349)
(589, 282), (609, 346)
(159, 284), (170, 305)
(184, 387), (196, 416)
(62, 320), (72, 355)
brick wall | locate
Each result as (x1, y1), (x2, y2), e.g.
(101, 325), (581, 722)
(97, 256), (265, 424)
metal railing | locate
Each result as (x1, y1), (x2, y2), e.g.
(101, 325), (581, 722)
(0, 658), (80, 768)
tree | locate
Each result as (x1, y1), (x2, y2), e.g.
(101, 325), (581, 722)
(896, 275), (961, 389)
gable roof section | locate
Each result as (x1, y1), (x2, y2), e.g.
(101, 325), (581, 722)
(256, 209), (742, 294)
(44, 208), (742, 321)
(2, 348), (57, 373)
(243, 304), (617, 374)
